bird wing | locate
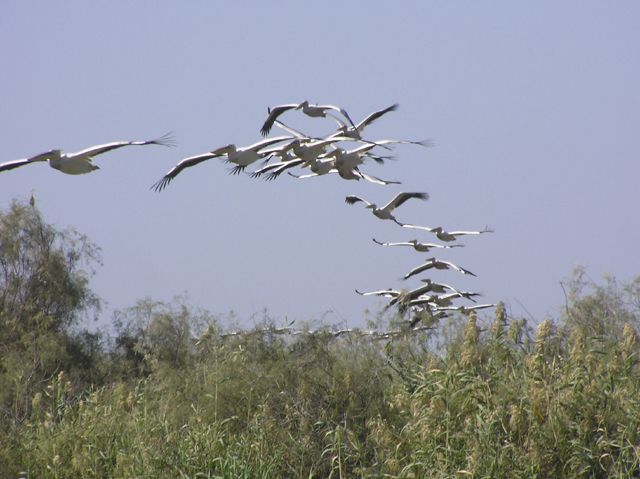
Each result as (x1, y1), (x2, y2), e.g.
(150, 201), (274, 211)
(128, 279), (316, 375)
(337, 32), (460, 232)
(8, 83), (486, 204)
(151, 151), (221, 191)
(355, 288), (400, 297)
(319, 104), (356, 129)
(384, 192), (429, 211)
(244, 136), (294, 152)
(0, 150), (57, 173)
(438, 260), (477, 276)
(355, 103), (399, 131)
(250, 158), (303, 177)
(260, 104), (298, 136)
(359, 171), (402, 185)
(373, 138), (433, 148)
(401, 223), (435, 231)
(372, 239), (412, 247)
(71, 132), (175, 158)
(345, 195), (371, 207)
(448, 227), (494, 236)
(273, 120), (315, 140)
(403, 259), (437, 280)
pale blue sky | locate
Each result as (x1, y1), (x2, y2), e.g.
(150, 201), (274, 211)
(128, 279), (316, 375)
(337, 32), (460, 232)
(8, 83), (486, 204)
(1, 2), (638, 327)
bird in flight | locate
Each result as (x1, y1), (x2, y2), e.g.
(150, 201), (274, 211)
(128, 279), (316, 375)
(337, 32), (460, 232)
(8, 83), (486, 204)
(260, 101), (355, 136)
(345, 192), (428, 225)
(402, 257), (477, 280)
(0, 133), (174, 175)
(372, 238), (463, 252)
(403, 224), (494, 242)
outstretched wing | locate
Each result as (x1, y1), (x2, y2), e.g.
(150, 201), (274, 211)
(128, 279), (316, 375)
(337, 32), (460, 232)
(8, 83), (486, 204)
(322, 104), (356, 130)
(403, 259), (436, 280)
(355, 103), (398, 131)
(151, 151), (221, 191)
(345, 195), (371, 206)
(71, 132), (175, 158)
(0, 150), (57, 173)
(260, 104), (298, 136)
(384, 192), (429, 211)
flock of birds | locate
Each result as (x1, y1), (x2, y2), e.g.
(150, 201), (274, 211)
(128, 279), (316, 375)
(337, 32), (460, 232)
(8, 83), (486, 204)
(1, 100), (494, 328)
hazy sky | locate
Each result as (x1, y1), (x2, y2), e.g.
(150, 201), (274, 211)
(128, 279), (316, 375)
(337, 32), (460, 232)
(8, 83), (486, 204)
(1, 2), (638, 329)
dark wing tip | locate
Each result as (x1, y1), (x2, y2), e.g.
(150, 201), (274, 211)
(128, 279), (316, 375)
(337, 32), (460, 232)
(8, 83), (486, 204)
(151, 132), (177, 148)
(260, 124), (272, 136)
(150, 176), (171, 192)
(345, 195), (361, 204)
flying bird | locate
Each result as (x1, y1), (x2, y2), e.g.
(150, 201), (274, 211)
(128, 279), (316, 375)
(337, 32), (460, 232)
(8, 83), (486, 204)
(402, 257), (477, 280)
(1, 133), (174, 175)
(403, 224), (494, 242)
(372, 238), (463, 252)
(151, 136), (291, 191)
(260, 101), (355, 136)
(354, 288), (402, 298)
(345, 192), (428, 225)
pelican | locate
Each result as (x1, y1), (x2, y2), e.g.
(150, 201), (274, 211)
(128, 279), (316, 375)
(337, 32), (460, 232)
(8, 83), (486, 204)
(1, 133), (174, 175)
(260, 101), (355, 136)
(354, 288), (402, 298)
(345, 192), (428, 225)
(403, 224), (494, 242)
(372, 238), (463, 252)
(403, 257), (476, 280)
(151, 136), (291, 191)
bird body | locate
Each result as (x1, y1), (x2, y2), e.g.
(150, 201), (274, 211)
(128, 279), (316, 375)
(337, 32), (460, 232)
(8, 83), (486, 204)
(1, 133), (174, 175)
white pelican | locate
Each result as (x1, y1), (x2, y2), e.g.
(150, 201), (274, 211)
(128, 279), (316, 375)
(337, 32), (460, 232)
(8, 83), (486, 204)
(151, 136), (291, 191)
(260, 101), (355, 136)
(354, 288), (402, 298)
(1, 133), (174, 175)
(403, 257), (476, 280)
(403, 224), (494, 242)
(372, 238), (463, 252)
(345, 192), (428, 225)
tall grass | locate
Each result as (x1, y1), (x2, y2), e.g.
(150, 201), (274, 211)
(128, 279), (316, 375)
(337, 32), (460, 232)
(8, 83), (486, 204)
(3, 296), (640, 478)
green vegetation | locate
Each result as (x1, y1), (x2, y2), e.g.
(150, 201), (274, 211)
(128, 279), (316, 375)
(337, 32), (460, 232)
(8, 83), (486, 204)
(1, 199), (639, 478)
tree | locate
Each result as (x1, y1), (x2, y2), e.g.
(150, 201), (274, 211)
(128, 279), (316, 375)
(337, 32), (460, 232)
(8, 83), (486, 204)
(0, 199), (101, 424)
